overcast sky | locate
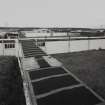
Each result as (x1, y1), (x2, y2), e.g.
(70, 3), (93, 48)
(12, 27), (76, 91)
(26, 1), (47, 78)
(0, 0), (105, 28)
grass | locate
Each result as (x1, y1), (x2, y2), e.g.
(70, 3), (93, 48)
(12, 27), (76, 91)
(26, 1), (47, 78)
(52, 49), (105, 99)
(0, 56), (26, 105)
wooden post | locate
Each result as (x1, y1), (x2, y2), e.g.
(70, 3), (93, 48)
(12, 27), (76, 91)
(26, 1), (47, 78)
(2, 40), (4, 56)
(88, 36), (90, 50)
(51, 31), (53, 37)
(67, 32), (70, 52)
(45, 36), (47, 53)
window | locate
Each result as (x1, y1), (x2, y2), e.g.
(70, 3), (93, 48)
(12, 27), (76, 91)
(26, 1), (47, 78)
(5, 43), (15, 48)
(37, 41), (45, 46)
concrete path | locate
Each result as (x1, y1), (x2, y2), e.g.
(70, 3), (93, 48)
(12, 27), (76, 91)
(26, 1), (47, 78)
(22, 57), (40, 70)
(43, 56), (62, 67)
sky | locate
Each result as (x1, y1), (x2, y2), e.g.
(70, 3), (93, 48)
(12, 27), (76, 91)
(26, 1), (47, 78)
(0, 0), (105, 28)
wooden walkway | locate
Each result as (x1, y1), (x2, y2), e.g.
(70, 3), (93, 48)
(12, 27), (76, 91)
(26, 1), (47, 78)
(20, 39), (105, 105)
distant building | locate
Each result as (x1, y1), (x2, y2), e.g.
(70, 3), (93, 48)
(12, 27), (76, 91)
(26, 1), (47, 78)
(4, 32), (19, 39)
(0, 32), (19, 56)
(0, 32), (19, 39)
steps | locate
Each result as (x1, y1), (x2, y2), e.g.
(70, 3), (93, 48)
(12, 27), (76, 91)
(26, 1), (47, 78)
(20, 39), (105, 105)
(20, 39), (46, 58)
(22, 57), (40, 70)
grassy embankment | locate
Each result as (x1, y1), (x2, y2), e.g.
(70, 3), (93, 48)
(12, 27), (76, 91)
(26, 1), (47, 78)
(0, 56), (26, 105)
(52, 49), (105, 99)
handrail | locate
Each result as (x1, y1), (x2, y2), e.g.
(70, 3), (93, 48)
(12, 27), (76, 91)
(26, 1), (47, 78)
(18, 36), (105, 39)
(17, 38), (33, 105)
(18, 56), (33, 105)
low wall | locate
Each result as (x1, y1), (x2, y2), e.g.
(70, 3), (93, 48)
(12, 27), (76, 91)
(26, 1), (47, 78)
(44, 39), (105, 54)
(0, 39), (19, 56)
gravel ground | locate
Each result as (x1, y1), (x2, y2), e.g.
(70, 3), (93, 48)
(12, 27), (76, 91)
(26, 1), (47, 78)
(0, 56), (26, 105)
